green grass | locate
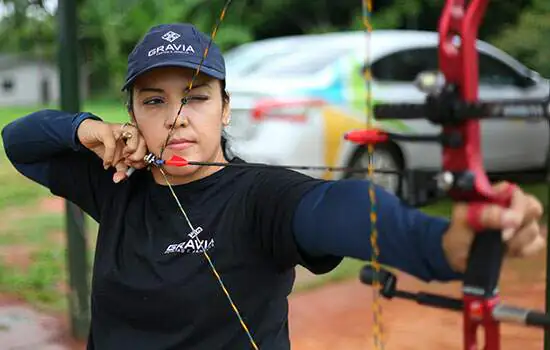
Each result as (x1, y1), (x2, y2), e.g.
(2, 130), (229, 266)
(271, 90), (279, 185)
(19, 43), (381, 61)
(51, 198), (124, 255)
(0, 209), (67, 311)
(0, 213), (64, 245)
(0, 100), (123, 310)
(0, 248), (68, 311)
(0, 157), (49, 210)
(0, 98), (127, 128)
(0, 100), (549, 310)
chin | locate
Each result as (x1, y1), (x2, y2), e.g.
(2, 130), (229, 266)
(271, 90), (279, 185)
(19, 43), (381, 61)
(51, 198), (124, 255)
(163, 163), (201, 177)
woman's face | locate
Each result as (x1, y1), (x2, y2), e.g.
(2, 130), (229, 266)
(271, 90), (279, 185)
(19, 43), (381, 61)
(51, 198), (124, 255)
(130, 66), (230, 182)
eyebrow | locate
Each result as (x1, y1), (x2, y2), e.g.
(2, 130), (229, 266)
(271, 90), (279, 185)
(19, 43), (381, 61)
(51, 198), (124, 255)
(185, 82), (211, 92)
(137, 87), (164, 94)
(137, 83), (211, 94)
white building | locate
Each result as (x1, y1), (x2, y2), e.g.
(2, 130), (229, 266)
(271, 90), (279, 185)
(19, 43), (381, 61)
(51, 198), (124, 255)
(0, 54), (88, 106)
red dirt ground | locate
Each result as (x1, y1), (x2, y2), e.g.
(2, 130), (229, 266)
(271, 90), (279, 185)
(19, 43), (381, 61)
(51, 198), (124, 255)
(289, 266), (545, 350)
(0, 197), (547, 349)
(0, 257), (545, 350)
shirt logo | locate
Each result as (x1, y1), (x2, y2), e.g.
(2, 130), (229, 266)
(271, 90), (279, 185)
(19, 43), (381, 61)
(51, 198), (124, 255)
(161, 31), (180, 43)
(164, 226), (215, 255)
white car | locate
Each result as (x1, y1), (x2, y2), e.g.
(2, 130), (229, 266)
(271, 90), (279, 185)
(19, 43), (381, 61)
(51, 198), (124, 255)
(224, 30), (549, 203)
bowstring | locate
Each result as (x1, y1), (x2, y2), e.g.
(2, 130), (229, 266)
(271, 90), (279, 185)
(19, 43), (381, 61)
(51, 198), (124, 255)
(155, 1), (260, 348)
(158, 168), (258, 349)
(362, 0), (385, 349)
(159, 0), (232, 161)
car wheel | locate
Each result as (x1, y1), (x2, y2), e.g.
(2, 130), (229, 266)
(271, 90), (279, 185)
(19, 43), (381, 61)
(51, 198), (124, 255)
(344, 143), (406, 198)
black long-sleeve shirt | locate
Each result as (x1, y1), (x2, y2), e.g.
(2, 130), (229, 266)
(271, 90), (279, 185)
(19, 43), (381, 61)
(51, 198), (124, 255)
(2, 110), (461, 349)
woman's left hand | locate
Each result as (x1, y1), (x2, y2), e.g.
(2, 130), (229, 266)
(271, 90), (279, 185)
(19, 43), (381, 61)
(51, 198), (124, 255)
(442, 182), (547, 273)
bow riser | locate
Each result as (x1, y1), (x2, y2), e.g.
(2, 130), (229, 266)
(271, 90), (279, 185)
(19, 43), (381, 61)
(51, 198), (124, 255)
(440, 0), (495, 203)
(438, 2), (506, 349)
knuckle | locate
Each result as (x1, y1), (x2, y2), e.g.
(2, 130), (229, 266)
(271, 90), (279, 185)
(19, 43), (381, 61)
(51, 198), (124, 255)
(530, 196), (544, 217)
(483, 205), (501, 225)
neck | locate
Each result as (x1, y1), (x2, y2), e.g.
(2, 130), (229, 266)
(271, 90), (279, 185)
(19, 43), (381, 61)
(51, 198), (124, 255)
(151, 148), (228, 185)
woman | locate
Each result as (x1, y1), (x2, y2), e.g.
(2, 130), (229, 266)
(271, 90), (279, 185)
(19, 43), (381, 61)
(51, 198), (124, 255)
(2, 23), (546, 349)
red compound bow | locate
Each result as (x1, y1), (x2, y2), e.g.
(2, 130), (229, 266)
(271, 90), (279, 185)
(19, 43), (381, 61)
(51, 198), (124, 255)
(356, 1), (550, 349)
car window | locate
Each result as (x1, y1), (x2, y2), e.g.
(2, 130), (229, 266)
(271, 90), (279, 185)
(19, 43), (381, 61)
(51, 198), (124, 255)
(225, 36), (359, 77)
(250, 50), (346, 76)
(369, 46), (526, 87)
(225, 45), (297, 76)
(371, 47), (439, 82)
(478, 53), (523, 86)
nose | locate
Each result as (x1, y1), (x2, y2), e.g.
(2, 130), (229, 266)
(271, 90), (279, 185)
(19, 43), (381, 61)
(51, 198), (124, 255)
(165, 98), (189, 128)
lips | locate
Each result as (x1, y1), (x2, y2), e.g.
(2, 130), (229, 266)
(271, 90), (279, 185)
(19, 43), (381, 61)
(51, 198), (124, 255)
(167, 138), (195, 150)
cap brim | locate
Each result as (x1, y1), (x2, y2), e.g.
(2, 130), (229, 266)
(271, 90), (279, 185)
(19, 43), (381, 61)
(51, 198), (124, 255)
(121, 60), (225, 91)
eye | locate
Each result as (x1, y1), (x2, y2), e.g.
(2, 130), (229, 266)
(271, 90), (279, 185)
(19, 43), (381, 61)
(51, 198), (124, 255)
(182, 95), (209, 104)
(143, 97), (164, 105)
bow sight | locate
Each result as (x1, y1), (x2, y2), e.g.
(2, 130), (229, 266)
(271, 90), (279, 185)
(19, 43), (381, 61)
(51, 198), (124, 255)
(345, 70), (550, 196)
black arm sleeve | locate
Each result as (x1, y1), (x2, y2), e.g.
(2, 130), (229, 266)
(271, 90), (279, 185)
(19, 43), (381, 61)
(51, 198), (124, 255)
(293, 180), (463, 282)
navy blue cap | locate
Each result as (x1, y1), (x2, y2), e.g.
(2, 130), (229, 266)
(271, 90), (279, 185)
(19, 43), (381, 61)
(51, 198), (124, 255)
(122, 23), (225, 91)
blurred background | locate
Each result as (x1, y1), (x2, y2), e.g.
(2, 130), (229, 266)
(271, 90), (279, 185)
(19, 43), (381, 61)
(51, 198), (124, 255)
(0, 0), (549, 349)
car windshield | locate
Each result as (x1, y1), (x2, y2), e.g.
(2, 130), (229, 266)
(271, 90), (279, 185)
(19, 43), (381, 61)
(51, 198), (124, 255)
(248, 50), (346, 76)
(225, 36), (355, 77)
(225, 44), (297, 76)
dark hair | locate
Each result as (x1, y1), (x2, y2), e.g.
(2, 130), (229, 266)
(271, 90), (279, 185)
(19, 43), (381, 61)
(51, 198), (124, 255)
(125, 79), (232, 160)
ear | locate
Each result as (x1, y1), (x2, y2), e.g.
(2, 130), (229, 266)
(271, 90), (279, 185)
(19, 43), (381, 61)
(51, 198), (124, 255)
(127, 108), (137, 123)
(126, 99), (137, 122)
(221, 97), (231, 126)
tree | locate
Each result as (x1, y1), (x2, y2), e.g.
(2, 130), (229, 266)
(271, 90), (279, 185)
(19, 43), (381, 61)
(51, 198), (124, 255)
(490, 0), (550, 76)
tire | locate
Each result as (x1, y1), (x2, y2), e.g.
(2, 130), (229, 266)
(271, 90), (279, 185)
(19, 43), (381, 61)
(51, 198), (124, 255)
(344, 143), (406, 198)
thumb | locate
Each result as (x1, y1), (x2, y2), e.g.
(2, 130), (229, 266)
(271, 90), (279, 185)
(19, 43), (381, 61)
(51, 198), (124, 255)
(112, 161), (128, 184)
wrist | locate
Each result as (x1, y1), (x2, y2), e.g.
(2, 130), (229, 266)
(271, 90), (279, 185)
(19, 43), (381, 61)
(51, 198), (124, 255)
(423, 218), (464, 281)
(73, 112), (101, 150)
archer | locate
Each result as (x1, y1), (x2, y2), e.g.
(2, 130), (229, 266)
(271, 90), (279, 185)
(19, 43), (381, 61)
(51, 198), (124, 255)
(1, 22), (546, 349)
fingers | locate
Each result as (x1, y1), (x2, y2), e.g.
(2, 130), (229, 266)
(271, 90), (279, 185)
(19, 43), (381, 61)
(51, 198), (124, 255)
(113, 160), (129, 184)
(506, 220), (546, 257)
(119, 123), (148, 168)
(477, 203), (523, 233)
(101, 129), (118, 170)
(100, 122), (148, 177)
(524, 193), (544, 223)
(122, 126), (139, 154)
(475, 184), (546, 258)
(124, 134), (148, 167)
(475, 185), (543, 237)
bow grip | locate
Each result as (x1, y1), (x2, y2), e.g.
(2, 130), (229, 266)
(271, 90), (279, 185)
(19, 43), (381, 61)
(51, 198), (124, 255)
(462, 183), (516, 350)
(464, 182), (516, 297)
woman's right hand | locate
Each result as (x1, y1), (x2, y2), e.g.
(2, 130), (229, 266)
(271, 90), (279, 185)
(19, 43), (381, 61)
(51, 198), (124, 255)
(77, 119), (148, 183)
